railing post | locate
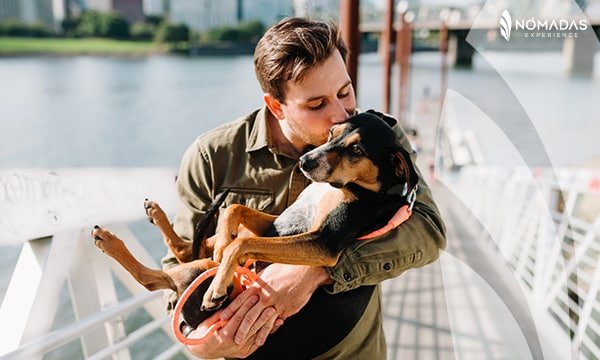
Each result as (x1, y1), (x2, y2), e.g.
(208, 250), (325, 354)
(0, 236), (71, 358)
(340, 0), (360, 99)
(381, 0), (394, 113)
(395, 10), (412, 127)
(439, 22), (448, 114)
(68, 229), (130, 359)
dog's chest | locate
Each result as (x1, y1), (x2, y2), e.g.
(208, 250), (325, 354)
(268, 183), (340, 236)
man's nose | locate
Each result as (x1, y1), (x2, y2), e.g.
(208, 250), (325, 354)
(329, 99), (351, 124)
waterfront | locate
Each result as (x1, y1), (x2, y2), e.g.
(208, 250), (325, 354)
(1, 52), (599, 169)
(1, 50), (599, 358)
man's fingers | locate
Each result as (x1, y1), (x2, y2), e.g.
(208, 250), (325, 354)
(221, 288), (257, 321)
(244, 306), (276, 340)
(234, 303), (270, 344)
(270, 318), (284, 334)
(256, 313), (278, 346)
(220, 294), (258, 338)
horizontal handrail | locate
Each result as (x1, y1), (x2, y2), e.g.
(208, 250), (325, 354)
(0, 168), (177, 245)
(0, 291), (162, 360)
(441, 165), (600, 359)
(88, 317), (172, 360)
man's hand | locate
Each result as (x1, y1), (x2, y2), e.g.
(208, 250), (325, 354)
(186, 294), (279, 358)
(220, 264), (333, 346)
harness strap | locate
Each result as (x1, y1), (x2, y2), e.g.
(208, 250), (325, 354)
(356, 205), (412, 240)
(172, 266), (258, 345)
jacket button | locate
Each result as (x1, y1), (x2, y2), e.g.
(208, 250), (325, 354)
(383, 263), (392, 271)
(343, 273), (352, 281)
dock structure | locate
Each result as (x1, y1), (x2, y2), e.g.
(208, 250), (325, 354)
(1, 3), (599, 359)
(1, 164), (598, 359)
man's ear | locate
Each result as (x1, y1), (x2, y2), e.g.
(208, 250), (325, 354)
(365, 109), (397, 128)
(391, 147), (419, 191)
(264, 93), (285, 120)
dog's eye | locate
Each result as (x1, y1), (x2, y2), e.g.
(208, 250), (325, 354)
(350, 144), (363, 156)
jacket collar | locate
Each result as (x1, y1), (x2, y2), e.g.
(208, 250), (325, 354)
(246, 105), (271, 153)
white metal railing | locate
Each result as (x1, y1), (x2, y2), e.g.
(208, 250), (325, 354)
(440, 166), (600, 359)
(0, 168), (191, 359)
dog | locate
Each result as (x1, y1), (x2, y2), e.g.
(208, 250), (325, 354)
(91, 110), (419, 331)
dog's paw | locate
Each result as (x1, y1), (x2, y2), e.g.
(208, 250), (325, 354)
(91, 225), (124, 255)
(213, 246), (224, 263)
(201, 286), (229, 312)
(144, 199), (169, 227)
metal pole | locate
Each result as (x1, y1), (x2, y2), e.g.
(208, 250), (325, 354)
(440, 22), (448, 115)
(340, 0), (360, 99)
(381, 0), (394, 114)
(395, 11), (411, 127)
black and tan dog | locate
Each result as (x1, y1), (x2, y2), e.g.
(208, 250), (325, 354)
(91, 110), (419, 330)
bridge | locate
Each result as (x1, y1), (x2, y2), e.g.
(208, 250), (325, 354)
(0, 150), (598, 359)
(1, 3), (599, 359)
(359, 16), (600, 73)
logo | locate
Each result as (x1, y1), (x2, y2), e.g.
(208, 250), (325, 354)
(500, 10), (512, 41)
(499, 10), (589, 41)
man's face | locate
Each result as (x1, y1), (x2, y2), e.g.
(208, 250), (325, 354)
(280, 50), (357, 147)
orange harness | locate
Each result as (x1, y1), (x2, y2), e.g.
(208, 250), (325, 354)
(171, 266), (258, 345)
(357, 184), (418, 240)
(356, 204), (412, 240)
(172, 186), (418, 344)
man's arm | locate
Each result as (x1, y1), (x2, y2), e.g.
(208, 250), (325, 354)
(324, 125), (446, 294)
(161, 138), (215, 271)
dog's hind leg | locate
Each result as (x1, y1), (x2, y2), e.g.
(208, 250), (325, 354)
(92, 225), (178, 292)
(144, 200), (194, 264)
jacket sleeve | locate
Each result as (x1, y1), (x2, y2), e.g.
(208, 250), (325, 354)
(324, 126), (446, 294)
(161, 138), (216, 271)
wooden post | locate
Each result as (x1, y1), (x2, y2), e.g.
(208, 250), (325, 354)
(395, 11), (412, 127)
(340, 0), (360, 99)
(381, 0), (394, 113)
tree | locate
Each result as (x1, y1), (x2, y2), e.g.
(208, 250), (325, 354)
(155, 22), (189, 43)
(74, 11), (129, 39)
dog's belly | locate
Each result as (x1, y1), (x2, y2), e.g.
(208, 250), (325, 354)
(267, 182), (330, 236)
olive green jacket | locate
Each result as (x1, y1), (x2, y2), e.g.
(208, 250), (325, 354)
(163, 106), (446, 359)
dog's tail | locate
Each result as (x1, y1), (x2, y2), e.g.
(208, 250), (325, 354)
(192, 188), (231, 260)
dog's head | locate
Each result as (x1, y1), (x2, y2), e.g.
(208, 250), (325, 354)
(299, 110), (418, 195)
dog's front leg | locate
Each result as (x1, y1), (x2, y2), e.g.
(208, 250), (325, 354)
(213, 204), (278, 263)
(202, 232), (339, 311)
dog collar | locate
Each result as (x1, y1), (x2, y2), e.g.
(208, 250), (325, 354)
(357, 184), (418, 241)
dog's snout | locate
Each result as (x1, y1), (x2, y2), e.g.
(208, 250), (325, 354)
(300, 155), (319, 172)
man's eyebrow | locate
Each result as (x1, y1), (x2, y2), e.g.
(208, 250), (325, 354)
(303, 81), (352, 103)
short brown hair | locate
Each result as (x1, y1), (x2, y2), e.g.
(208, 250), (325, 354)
(254, 17), (348, 102)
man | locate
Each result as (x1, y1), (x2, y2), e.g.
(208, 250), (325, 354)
(163, 17), (446, 359)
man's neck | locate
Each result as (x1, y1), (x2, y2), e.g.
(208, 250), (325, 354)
(266, 111), (304, 160)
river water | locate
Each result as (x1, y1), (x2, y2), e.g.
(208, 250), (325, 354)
(1, 51), (599, 358)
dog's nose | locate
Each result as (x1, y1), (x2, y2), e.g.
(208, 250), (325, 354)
(300, 155), (318, 172)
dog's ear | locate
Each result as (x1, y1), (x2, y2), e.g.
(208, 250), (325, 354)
(365, 109), (397, 128)
(391, 147), (419, 192)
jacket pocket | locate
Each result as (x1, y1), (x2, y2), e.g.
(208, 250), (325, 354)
(220, 187), (274, 211)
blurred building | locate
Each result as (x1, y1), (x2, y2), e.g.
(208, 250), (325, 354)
(0, 0), (57, 26)
(242, 0), (293, 26)
(169, 0), (237, 31)
(86, 0), (144, 22)
(293, 0), (339, 20)
(143, 0), (167, 15)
